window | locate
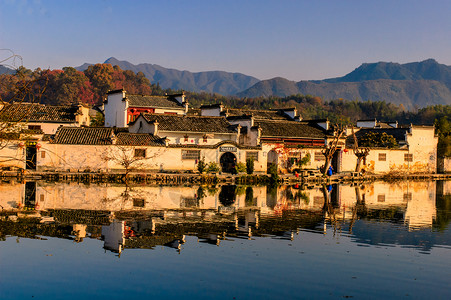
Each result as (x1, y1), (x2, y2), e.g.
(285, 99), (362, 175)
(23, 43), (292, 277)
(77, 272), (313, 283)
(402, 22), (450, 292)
(182, 150), (200, 160)
(246, 151), (259, 162)
(403, 193), (412, 202)
(41, 151), (46, 159)
(133, 198), (145, 207)
(378, 153), (386, 161)
(134, 149), (146, 158)
(314, 151), (325, 161)
(377, 194), (385, 202)
(40, 194), (44, 202)
(28, 125), (41, 130)
(404, 153), (413, 162)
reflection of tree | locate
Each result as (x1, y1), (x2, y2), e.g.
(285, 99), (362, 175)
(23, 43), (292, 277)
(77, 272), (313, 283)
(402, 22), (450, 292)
(245, 186), (254, 206)
(322, 185), (340, 233)
(433, 194), (451, 231)
(349, 186), (367, 233)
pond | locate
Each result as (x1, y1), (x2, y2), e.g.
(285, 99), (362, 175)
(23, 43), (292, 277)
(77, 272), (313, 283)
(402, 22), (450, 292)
(0, 180), (450, 299)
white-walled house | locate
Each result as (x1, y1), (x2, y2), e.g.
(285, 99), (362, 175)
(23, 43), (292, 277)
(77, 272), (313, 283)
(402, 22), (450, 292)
(128, 113), (265, 173)
(0, 102), (90, 170)
(340, 122), (438, 174)
(0, 102), (90, 134)
(37, 125), (265, 173)
(102, 89), (187, 127)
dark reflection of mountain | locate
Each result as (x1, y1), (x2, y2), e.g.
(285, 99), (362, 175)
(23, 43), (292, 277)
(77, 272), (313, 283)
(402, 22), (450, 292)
(0, 180), (450, 254)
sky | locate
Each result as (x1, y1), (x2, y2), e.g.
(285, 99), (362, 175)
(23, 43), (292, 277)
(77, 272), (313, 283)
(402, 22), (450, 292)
(0, 0), (450, 81)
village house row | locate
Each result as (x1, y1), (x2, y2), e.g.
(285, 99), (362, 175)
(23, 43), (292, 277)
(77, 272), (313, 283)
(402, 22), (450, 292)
(0, 89), (439, 174)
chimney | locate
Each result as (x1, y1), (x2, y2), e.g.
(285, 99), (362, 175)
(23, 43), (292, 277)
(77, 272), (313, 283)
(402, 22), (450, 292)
(174, 92), (186, 105)
(235, 124), (241, 144)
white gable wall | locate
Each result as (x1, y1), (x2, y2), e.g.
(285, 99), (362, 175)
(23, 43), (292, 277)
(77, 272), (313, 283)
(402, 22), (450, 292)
(104, 91), (128, 127)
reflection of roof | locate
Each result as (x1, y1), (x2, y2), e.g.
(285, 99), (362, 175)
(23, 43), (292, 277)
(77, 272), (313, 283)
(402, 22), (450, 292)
(140, 113), (237, 133)
(0, 103), (82, 123)
(127, 95), (184, 109)
(255, 120), (326, 139)
(51, 127), (164, 146)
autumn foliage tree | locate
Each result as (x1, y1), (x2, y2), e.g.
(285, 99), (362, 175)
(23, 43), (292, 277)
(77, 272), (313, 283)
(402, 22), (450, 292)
(0, 63), (163, 107)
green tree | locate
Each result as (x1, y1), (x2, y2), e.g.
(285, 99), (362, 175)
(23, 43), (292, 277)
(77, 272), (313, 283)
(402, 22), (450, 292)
(359, 132), (398, 148)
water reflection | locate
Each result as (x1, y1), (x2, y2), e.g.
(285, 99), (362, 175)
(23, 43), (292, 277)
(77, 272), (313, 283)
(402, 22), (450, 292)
(1, 180), (451, 254)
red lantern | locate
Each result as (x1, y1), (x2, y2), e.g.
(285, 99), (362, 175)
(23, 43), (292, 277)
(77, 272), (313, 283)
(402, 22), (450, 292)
(36, 143), (42, 149)
(18, 142), (25, 148)
(343, 149), (348, 153)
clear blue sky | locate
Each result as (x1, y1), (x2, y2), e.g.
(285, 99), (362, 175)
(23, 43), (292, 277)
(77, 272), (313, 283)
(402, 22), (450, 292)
(1, 0), (450, 81)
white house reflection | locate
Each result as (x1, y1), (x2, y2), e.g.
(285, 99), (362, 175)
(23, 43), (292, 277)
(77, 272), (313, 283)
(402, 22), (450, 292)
(0, 180), (450, 253)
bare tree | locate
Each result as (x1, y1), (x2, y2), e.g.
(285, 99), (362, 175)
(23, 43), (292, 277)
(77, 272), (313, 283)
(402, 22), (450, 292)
(0, 49), (47, 153)
(351, 126), (370, 173)
(321, 125), (346, 175)
(102, 145), (164, 181)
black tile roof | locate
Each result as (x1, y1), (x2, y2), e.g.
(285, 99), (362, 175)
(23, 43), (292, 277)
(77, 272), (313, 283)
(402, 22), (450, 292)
(255, 120), (326, 139)
(51, 127), (165, 146)
(51, 127), (114, 145)
(355, 128), (408, 143)
(127, 95), (184, 109)
(0, 103), (81, 123)
(140, 113), (237, 133)
(116, 132), (166, 146)
(223, 108), (292, 120)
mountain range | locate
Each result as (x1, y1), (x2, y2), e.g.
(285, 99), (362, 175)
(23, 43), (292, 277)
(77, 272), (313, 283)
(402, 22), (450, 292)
(237, 59), (451, 109)
(76, 57), (260, 96)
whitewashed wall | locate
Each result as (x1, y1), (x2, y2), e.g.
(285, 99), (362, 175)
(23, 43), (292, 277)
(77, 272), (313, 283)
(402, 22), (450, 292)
(104, 91), (128, 127)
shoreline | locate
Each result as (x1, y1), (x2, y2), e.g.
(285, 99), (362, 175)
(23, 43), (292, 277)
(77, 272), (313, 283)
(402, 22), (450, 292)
(1, 169), (451, 185)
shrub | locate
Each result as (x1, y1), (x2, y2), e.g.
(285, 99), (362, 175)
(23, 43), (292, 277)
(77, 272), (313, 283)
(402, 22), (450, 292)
(197, 157), (207, 173)
(298, 153), (311, 168)
(206, 162), (220, 173)
(246, 158), (254, 174)
(235, 162), (246, 173)
(267, 163), (279, 182)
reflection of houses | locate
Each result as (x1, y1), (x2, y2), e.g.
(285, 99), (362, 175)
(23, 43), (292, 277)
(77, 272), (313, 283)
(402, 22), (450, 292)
(101, 220), (125, 253)
(0, 181), (445, 253)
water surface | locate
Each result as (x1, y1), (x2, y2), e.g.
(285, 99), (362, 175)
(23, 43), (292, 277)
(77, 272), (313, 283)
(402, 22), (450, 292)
(0, 180), (450, 299)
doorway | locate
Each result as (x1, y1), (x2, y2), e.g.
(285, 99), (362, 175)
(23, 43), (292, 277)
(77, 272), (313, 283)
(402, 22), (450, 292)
(26, 144), (37, 170)
(220, 152), (237, 173)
